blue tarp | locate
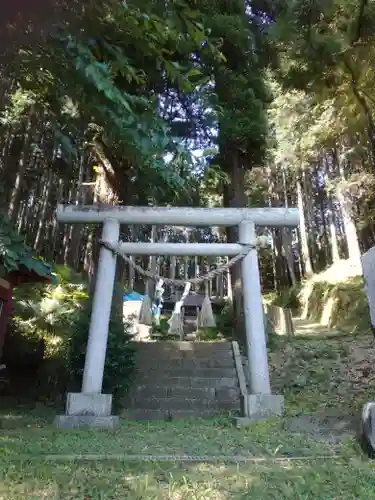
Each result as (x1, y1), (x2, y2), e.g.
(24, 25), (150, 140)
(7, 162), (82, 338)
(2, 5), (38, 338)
(123, 291), (144, 302)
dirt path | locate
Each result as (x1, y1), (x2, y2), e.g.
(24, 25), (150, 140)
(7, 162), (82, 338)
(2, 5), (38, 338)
(271, 316), (375, 442)
(292, 316), (339, 336)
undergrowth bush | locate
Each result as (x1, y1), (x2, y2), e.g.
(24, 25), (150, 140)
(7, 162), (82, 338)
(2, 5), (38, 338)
(197, 327), (221, 340)
(216, 300), (236, 338)
(3, 265), (136, 402)
(151, 316), (170, 338)
(300, 276), (370, 333)
(271, 285), (301, 312)
(67, 299), (136, 397)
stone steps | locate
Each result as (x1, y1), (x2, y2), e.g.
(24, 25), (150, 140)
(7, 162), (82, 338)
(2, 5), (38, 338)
(134, 341), (232, 353)
(135, 358), (235, 369)
(133, 376), (239, 389)
(123, 341), (241, 421)
(134, 367), (237, 379)
(130, 385), (240, 400)
(128, 397), (238, 411)
(121, 408), (230, 421)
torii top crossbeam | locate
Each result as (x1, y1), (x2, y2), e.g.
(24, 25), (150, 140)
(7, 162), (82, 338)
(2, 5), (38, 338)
(56, 204), (299, 227)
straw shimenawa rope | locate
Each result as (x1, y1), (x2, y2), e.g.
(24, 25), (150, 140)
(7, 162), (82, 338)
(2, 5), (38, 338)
(100, 240), (258, 287)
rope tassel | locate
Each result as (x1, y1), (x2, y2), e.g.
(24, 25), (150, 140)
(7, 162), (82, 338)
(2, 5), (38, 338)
(198, 295), (216, 328)
(139, 295), (153, 325)
(168, 282), (191, 339)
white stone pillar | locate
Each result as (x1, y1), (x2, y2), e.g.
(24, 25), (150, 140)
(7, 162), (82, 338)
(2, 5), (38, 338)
(239, 221), (271, 394)
(82, 218), (120, 393)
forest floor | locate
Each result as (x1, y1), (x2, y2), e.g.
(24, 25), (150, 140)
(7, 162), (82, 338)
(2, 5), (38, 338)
(1, 318), (375, 499)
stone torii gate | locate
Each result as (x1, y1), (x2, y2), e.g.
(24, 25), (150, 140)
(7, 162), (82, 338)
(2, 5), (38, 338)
(54, 205), (299, 427)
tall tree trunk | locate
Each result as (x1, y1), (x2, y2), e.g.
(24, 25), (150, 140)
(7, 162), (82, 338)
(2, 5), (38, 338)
(3, 131), (25, 208)
(8, 110), (35, 222)
(317, 185), (330, 268)
(327, 195), (340, 262)
(128, 225), (136, 290)
(169, 255), (176, 298)
(67, 151), (87, 268)
(226, 261), (233, 301)
(145, 225), (158, 297)
(334, 149), (362, 265)
(222, 152), (247, 341)
(194, 255), (199, 292)
(282, 228), (297, 285)
(336, 187), (362, 264)
(296, 174), (314, 278)
(34, 168), (53, 252)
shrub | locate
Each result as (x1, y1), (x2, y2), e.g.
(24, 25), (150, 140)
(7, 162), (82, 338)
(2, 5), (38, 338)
(300, 276), (370, 333)
(271, 285), (301, 311)
(151, 316), (170, 338)
(197, 327), (220, 340)
(66, 299), (136, 397)
(3, 266), (136, 403)
(2, 319), (45, 371)
(216, 300), (236, 338)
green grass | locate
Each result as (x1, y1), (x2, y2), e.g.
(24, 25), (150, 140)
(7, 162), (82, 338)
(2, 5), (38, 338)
(270, 326), (375, 418)
(1, 320), (375, 498)
(0, 415), (357, 458)
(1, 459), (375, 499)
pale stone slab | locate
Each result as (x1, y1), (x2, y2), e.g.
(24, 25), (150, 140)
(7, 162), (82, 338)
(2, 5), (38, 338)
(55, 393), (119, 429)
(123, 300), (143, 336)
(361, 247), (375, 333)
(236, 394), (284, 426)
(54, 415), (119, 429)
(66, 392), (113, 417)
(360, 401), (375, 454)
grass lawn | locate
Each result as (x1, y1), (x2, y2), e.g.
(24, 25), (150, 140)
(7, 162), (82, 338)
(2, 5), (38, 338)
(2, 459), (375, 500)
(1, 325), (375, 499)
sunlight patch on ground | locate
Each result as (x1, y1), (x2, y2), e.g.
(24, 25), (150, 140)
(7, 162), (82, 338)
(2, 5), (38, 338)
(312, 259), (362, 283)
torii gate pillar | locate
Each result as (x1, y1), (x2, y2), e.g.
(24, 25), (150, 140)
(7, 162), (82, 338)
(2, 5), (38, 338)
(55, 218), (120, 428)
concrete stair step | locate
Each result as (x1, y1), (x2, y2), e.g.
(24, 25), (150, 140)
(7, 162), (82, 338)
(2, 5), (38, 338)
(134, 367), (237, 379)
(127, 397), (239, 411)
(126, 341), (241, 422)
(131, 376), (239, 389)
(121, 408), (237, 421)
(135, 347), (234, 357)
(135, 358), (235, 369)
(135, 356), (234, 366)
(134, 340), (232, 347)
(129, 385), (240, 400)
(134, 341), (232, 354)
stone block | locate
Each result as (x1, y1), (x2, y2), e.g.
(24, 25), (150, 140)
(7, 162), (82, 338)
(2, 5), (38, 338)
(361, 247), (375, 333)
(54, 415), (119, 429)
(235, 393), (284, 426)
(54, 392), (119, 429)
(66, 392), (113, 417)
(359, 401), (375, 456)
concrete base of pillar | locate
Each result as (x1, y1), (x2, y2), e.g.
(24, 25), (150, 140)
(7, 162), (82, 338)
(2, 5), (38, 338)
(54, 415), (119, 428)
(54, 392), (119, 429)
(235, 393), (284, 427)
